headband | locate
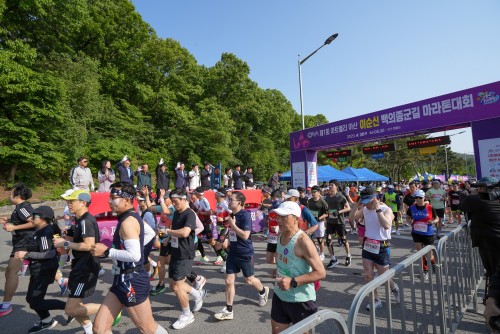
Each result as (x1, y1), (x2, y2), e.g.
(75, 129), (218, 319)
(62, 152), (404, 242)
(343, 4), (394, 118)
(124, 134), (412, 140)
(215, 191), (226, 197)
(170, 193), (187, 200)
(110, 188), (135, 199)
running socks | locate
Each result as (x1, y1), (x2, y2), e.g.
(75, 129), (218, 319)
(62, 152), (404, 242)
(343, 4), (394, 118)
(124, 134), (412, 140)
(189, 288), (201, 300)
(197, 242), (206, 257)
(82, 321), (93, 334)
(155, 324), (169, 334)
(216, 248), (228, 261)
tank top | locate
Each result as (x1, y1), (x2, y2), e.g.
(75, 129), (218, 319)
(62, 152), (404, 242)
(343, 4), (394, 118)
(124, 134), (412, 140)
(112, 209), (145, 283)
(410, 204), (434, 236)
(363, 205), (391, 241)
(274, 230), (315, 303)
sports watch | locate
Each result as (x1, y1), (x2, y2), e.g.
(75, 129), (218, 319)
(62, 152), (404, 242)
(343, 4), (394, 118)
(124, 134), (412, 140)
(291, 277), (298, 288)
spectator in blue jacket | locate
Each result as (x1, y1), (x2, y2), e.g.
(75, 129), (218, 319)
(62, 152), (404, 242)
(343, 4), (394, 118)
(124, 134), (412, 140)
(116, 155), (134, 185)
(174, 162), (188, 190)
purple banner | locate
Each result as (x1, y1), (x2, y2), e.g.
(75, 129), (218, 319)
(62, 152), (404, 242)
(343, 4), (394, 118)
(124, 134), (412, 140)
(290, 81), (500, 151)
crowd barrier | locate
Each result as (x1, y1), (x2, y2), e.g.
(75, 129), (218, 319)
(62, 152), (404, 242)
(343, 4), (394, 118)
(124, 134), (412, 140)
(285, 222), (484, 333)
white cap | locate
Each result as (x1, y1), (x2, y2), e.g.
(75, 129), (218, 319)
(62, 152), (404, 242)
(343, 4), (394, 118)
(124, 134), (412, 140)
(284, 189), (300, 199)
(61, 189), (75, 198)
(271, 201), (301, 218)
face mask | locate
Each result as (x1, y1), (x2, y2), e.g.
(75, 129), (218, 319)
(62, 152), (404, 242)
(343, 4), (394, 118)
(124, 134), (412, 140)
(388, 189), (394, 194)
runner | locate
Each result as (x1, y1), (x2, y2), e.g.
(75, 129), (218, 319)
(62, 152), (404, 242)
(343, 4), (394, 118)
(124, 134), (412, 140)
(348, 186), (400, 310)
(324, 181), (352, 268)
(193, 187), (214, 264)
(53, 190), (101, 333)
(383, 185), (401, 235)
(403, 181), (418, 227)
(270, 201), (326, 333)
(447, 182), (462, 225)
(408, 189), (437, 280)
(307, 186), (329, 261)
(425, 180), (446, 239)
(91, 182), (168, 333)
(214, 188), (231, 272)
(0, 183), (35, 317)
(214, 191), (270, 321)
(15, 206), (65, 333)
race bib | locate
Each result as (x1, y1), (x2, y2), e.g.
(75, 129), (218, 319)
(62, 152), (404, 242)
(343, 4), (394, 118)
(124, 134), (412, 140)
(268, 233), (278, 244)
(171, 236), (179, 248)
(229, 230), (237, 242)
(328, 209), (338, 219)
(452, 199), (459, 205)
(363, 238), (381, 254)
(413, 222), (428, 233)
(310, 210), (319, 218)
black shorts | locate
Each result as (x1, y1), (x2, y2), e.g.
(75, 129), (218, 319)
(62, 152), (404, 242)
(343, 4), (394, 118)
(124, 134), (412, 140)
(68, 260), (99, 299)
(159, 242), (171, 257)
(110, 270), (150, 307)
(450, 204), (460, 212)
(168, 258), (193, 281)
(435, 209), (445, 218)
(200, 224), (213, 240)
(216, 228), (229, 243)
(267, 242), (277, 253)
(226, 255), (254, 277)
(143, 238), (155, 264)
(411, 232), (435, 245)
(326, 224), (346, 238)
(271, 293), (318, 325)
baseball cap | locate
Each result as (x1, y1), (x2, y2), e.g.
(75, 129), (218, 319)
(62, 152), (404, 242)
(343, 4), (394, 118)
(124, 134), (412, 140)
(388, 185), (394, 189)
(311, 185), (321, 192)
(284, 189), (300, 199)
(33, 206), (55, 221)
(359, 186), (376, 204)
(432, 180), (441, 184)
(271, 201), (301, 218)
(376, 187), (382, 192)
(61, 189), (91, 202)
(414, 189), (425, 198)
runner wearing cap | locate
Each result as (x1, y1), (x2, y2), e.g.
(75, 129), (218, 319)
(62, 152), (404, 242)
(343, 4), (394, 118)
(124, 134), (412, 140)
(383, 185), (401, 236)
(349, 186), (400, 311)
(0, 183), (35, 317)
(265, 189), (284, 276)
(447, 182), (462, 225)
(270, 201), (325, 333)
(91, 182), (168, 333)
(53, 189), (102, 333)
(15, 206), (65, 333)
(408, 189), (438, 280)
(307, 186), (329, 261)
(425, 180), (446, 239)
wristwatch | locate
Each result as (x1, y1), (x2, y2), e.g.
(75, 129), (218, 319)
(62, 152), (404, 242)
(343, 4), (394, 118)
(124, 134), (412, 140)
(104, 248), (110, 257)
(63, 241), (70, 249)
(376, 209), (383, 213)
(291, 277), (298, 288)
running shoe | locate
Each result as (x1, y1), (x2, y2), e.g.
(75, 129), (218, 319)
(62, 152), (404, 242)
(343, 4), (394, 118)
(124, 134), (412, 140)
(112, 310), (122, 327)
(220, 262), (226, 273)
(422, 270), (429, 281)
(391, 284), (401, 303)
(59, 278), (69, 295)
(193, 275), (206, 291)
(345, 256), (351, 267)
(214, 307), (234, 321)
(326, 258), (339, 269)
(194, 256), (210, 265)
(213, 256), (223, 266)
(149, 264), (158, 281)
(396, 230), (401, 236)
(366, 298), (383, 311)
(319, 253), (325, 261)
(258, 286), (270, 306)
(195, 250), (201, 257)
(192, 289), (207, 312)
(98, 267), (105, 277)
(0, 304), (12, 317)
(172, 313), (194, 329)
(66, 315), (75, 325)
(150, 283), (166, 296)
(28, 319), (58, 333)
(350, 229), (357, 235)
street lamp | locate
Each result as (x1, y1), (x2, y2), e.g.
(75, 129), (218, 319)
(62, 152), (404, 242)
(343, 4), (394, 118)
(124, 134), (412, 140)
(298, 33), (339, 130)
(444, 130), (465, 180)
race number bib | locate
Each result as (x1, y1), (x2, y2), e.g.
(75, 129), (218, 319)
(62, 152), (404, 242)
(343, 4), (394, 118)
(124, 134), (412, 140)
(171, 236), (179, 248)
(363, 238), (381, 254)
(268, 233), (278, 244)
(310, 210), (319, 218)
(328, 209), (338, 219)
(413, 222), (428, 233)
(229, 230), (237, 242)
(452, 199), (459, 205)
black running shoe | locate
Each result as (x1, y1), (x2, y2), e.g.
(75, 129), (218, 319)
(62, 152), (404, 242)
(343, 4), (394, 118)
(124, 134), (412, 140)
(29, 319), (58, 333)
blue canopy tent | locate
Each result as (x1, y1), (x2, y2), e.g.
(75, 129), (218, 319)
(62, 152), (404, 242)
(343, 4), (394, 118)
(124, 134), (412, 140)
(341, 167), (368, 181)
(357, 168), (389, 182)
(280, 165), (356, 182)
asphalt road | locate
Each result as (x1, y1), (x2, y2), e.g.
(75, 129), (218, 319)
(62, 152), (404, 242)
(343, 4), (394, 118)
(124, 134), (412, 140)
(0, 218), (488, 334)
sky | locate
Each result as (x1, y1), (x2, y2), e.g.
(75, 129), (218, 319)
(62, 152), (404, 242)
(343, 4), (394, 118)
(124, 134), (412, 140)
(131, 1), (500, 155)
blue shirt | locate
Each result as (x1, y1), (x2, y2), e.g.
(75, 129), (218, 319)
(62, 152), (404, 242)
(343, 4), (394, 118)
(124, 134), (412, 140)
(301, 206), (318, 227)
(228, 209), (253, 257)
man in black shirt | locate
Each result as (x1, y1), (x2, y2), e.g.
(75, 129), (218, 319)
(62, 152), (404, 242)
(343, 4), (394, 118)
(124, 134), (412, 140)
(166, 188), (206, 330)
(0, 183), (35, 317)
(201, 162), (212, 189)
(233, 165), (243, 190)
(297, 187), (309, 207)
(155, 158), (170, 202)
(54, 190), (101, 334)
(244, 166), (255, 189)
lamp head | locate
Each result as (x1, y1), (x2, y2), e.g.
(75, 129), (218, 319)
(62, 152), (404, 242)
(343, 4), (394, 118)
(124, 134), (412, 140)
(324, 33), (339, 45)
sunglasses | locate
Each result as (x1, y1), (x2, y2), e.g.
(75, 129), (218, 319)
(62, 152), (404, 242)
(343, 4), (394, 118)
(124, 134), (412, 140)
(83, 160), (88, 163)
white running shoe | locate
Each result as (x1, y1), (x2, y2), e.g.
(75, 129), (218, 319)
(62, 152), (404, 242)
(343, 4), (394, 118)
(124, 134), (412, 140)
(366, 298), (383, 311)
(214, 307), (234, 321)
(220, 262), (226, 273)
(193, 275), (206, 291)
(192, 289), (207, 312)
(319, 253), (325, 261)
(391, 284), (401, 303)
(258, 286), (270, 306)
(172, 313), (194, 329)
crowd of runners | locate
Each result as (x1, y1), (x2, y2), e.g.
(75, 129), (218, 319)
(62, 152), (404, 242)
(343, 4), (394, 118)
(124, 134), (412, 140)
(0, 155), (471, 333)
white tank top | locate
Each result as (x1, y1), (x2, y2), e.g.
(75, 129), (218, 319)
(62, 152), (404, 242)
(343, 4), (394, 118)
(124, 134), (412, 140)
(363, 205), (391, 241)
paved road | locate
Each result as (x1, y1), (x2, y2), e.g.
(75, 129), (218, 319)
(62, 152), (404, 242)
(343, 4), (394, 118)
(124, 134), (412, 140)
(0, 218), (488, 333)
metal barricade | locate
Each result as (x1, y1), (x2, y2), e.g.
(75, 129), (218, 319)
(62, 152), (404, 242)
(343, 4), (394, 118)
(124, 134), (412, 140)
(347, 245), (446, 333)
(437, 222), (484, 333)
(281, 309), (349, 334)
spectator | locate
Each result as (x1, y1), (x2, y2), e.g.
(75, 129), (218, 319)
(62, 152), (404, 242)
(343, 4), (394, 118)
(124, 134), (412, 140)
(233, 165), (243, 190)
(116, 155), (134, 185)
(174, 162), (188, 190)
(155, 158), (170, 201)
(223, 167), (233, 189)
(70, 157), (94, 191)
(135, 164), (152, 192)
(268, 171), (283, 191)
(244, 166), (255, 189)
(200, 162), (212, 189)
(97, 160), (116, 192)
(188, 163), (200, 191)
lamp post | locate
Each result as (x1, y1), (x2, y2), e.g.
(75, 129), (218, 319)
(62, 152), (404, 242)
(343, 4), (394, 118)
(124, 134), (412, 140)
(298, 33), (339, 130)
(444, 130), (465, 180)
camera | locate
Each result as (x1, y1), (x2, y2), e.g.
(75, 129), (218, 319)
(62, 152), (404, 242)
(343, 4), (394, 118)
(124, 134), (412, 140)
(469, 177), (500, 201)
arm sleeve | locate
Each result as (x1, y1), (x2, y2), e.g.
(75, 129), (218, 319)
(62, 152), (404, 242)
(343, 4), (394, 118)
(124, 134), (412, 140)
(28, 249), (57, 260)
(109, 239), (142, 262)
